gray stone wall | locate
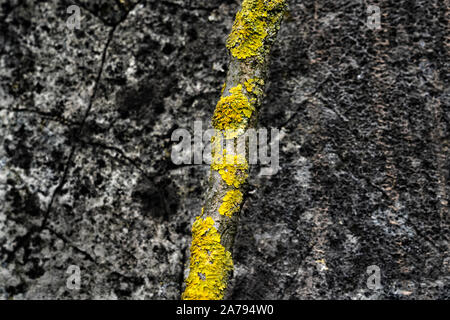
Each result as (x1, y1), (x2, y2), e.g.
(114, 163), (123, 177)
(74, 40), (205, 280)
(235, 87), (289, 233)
(0, 0), (448, 299)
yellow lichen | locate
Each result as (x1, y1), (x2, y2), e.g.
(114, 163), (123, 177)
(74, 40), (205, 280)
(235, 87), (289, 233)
(219, 190), (243, 217)
(221, 82), (226, 95)
(182, 216), (233, 300)
(226, 0), (286, 59)
(183, 0), (286, 302)
(244, 77), (264, 94)
(212, 150), (248, 188)
(212, 84), (254, 133)
(211, 133), (222, 159)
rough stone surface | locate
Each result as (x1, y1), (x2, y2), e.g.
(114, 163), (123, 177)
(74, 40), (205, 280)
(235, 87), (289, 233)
(0, 0), (448, 299)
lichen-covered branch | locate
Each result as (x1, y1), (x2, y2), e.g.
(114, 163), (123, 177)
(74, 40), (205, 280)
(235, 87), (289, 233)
(181, 0), (287, 300)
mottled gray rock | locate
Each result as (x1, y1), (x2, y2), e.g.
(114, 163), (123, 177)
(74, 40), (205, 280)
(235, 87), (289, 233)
(1, 0), (449, 299)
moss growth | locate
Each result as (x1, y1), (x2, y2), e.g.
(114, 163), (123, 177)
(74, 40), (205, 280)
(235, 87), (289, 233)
(182, 216), (234, 300)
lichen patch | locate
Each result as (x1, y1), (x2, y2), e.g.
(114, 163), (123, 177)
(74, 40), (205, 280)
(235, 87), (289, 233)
(182, 216), (234, 300)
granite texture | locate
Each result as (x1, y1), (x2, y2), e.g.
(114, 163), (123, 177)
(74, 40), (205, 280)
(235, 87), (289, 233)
(0, 0), (448, 299)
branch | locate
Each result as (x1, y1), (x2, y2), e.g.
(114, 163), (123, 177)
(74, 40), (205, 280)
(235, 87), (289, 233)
(182, 0), (287, 300)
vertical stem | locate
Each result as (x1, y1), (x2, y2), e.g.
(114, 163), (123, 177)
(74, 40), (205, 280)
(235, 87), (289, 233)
(182, 0), (287, 300)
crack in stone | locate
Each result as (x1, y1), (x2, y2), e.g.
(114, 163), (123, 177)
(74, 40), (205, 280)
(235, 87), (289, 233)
(2, 0), (142, 263)
(44, 226), (144, 283)
(80, 136), (206, 236)
(79, 139), (175, 220)
(279, 77), (331, 128)
(38, 25), (116, 233)
(39, 0), (146, 234)
(79, 139), (152, 179)
(0, 107), (78, 127)
(44, 226), (97, 264)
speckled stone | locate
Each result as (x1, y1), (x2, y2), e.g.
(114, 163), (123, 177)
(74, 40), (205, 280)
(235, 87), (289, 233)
(1, 0), (448, 299)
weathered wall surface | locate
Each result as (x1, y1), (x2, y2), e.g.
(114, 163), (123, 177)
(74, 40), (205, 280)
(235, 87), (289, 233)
(0, 0), (448, 299)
